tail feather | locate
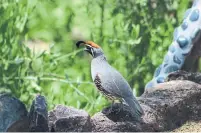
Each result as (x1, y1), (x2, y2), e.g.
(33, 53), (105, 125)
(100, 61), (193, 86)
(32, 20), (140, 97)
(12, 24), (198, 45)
(123, 96), (144, 118)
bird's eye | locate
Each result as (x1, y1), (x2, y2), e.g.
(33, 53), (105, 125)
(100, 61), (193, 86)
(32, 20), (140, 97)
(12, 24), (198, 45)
(86, 45), (91, 49)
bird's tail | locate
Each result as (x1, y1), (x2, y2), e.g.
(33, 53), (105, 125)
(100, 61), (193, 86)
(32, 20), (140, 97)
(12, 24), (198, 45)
(123, 96), (144, 118)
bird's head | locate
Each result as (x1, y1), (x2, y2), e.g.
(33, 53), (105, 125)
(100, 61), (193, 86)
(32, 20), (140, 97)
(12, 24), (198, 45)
(76, 40), (104, 58)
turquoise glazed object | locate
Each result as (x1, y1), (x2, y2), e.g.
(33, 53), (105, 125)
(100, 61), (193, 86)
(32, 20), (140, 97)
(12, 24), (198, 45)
(145, 0), (201, 90)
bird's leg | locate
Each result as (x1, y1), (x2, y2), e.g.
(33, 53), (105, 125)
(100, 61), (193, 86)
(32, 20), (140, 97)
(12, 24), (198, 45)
(102, 99), (114, 115)
(120, 100), (124, 110)
(115, 100), (124, 114)
(109, 100), (114, 113)
(110, 99), (123, 114)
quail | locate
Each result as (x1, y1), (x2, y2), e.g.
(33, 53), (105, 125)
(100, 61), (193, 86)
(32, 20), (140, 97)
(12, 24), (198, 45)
(76, 40), (144, 118)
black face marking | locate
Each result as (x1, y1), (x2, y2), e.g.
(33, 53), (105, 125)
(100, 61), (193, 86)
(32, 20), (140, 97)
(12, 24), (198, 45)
(84, 45), (94, 56)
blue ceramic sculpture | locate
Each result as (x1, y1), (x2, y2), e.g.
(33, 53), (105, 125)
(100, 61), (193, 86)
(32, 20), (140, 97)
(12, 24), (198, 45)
(145, 0), (201, 90)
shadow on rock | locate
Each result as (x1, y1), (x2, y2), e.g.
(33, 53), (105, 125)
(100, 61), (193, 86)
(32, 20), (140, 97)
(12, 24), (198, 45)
(0, 93), (28, 132)
(102, 103), (143, 122)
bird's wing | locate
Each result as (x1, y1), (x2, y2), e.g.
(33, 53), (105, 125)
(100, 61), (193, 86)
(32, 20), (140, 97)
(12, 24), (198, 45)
(94, 66), (133, 99)
(96, 68), (143, 115)
(94, 73), (122, 99)
(108, 68), (144, 115)
(109, 67), (134, 97)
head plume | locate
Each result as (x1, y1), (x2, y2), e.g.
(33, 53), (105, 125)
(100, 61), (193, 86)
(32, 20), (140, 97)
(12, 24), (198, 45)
(76, 40), (100, 48)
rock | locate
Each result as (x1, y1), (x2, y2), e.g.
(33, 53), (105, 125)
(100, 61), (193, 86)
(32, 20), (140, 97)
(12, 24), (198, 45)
(3, 71), (201, 132)
(92, 80), (201, 131)
(29, 95), (49, 132)
(101, 103), (142, 122)
(49, 105), (92, 132)
(91, 112), (142, 132)
(6, 118), (29, 132)
(142, 80), (201, 131)
(0, 93), (28, 132)
(91, 103), (157, 132)
(173, 121), (201, 132)
(166, 70), (201, 84)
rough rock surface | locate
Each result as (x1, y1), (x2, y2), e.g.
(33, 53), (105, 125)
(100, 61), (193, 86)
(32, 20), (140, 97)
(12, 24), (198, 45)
(0, 94), (28, 132)
(49, 105), (92, 132)
(173, 121), (201, 132)
(47, 79), (201, 132)
(3, 94), (48, 132)
(91, 103), (145, 132)
(91, 80), (201, 132)
(29, 95), (49, 132)
(3, 71), (201, 132)
(166, 70), (201, 84)
(142, 80), (201, 131)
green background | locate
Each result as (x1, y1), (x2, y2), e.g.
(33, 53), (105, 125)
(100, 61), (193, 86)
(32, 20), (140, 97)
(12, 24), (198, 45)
(0, 0), (191, 114)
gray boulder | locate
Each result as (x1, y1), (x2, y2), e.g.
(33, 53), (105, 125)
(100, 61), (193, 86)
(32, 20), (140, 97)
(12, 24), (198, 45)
(29, 95), (49, 132)
(0, 93), (28, 132)
(49, 105), (92, 132)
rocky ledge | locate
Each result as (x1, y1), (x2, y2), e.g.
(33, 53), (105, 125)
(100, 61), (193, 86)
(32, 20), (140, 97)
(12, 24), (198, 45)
(1, 71), (201, 132)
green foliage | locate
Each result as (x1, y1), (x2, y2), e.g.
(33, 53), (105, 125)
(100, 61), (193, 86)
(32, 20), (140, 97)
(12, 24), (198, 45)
(0, 0), (32, 95)
(0, 0), (191, 114)
(112, 0), (191, 95)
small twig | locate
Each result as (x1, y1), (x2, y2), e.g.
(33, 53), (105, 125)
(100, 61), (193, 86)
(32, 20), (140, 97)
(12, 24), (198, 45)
(6, 76), (94, 103)
(42, 73), (66, 79)
(10, 76), (93, 85)
(54, 49), (83, 61)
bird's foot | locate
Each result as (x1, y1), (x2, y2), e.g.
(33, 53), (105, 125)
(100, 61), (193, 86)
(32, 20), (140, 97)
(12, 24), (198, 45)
(113, 103), (124, 114)
(102, 107), (112, 115)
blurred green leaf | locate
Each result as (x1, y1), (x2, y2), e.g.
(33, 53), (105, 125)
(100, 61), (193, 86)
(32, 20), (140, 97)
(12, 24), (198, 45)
(0, 0), (192, 115)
